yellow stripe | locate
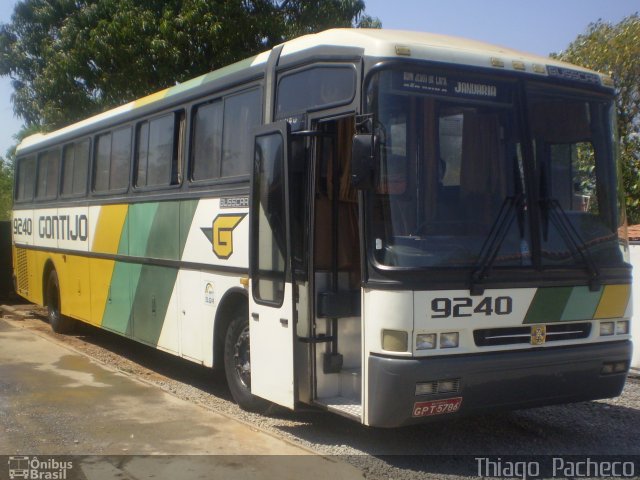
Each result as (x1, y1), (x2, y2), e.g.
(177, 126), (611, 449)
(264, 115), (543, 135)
(133, 89), (169, 108)
(89, 258), (117, 327)
(594, 284), (630, 319)
(92, 205), (128, 254)
(61, 255), (92, 322)
(89, 204), (128, 326)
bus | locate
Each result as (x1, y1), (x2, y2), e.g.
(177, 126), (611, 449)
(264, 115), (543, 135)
(11, 29), (632, 427)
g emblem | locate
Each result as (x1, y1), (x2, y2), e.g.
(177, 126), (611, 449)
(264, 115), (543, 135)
(201, 214), (246, 259)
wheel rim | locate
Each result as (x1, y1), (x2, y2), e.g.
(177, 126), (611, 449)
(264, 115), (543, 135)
(233, 325), (251, 389)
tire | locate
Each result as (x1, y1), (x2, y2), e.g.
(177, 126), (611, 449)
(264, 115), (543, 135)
(223, 308), (271, 413)
(46, 270), (75, 334)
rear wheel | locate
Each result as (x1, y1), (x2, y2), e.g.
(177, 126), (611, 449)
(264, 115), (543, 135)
(46, 270), (75, 334)
(223, 308), (270, 413)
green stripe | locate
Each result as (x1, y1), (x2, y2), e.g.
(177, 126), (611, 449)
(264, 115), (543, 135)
(102, 262), (141, 335)
(560, 286), (603, 321)
(524, 287), (573, 324)
(131, 265), (178, 345)
(179, 199), (199, 257)
(102, 199), (200, 346)
(129, 203), (160, 257)
(145, 201), (180, 260)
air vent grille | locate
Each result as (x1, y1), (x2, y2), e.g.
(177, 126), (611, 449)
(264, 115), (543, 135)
(474, 323), (591, 347)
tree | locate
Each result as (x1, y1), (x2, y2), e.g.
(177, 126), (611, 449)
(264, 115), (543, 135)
(552, 14), (640, 223)
(0, 0), (380, 131)
(0, 158), (13, 221)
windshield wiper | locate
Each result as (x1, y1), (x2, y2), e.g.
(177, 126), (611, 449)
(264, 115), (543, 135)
(538, 162), (601, 291)
(470, 159), (527, 295)
(469, 193), (525, 295)
(540, 196), (601, 291)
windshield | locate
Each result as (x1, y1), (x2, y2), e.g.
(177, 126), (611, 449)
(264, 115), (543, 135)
(527, 89), (625, 267)
(366, 68), (627, 273)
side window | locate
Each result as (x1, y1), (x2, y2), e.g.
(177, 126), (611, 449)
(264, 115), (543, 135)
(191, 100), (223, 181)
(15, 155), (36, 201)
(94, 133), (112, 192)
(111, 127), (132, 190)
(276, 66), (356, 118)
(135, 111), (183, 188)
(36, 149), (60, 200)
(222, 89), (261, 177)
(94, 127), (132, 192)
(190, 88), (261, 182)
(61, 139), (90, 196)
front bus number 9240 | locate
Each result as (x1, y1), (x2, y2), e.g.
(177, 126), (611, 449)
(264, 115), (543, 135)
(431, 296), (513, 318)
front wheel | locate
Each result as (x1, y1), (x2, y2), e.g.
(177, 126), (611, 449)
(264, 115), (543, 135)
(46, 270), (76, 334)
(223, 309), (270, 413)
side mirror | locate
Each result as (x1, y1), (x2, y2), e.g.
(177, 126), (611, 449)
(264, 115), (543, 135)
(351, 133), (377, 190)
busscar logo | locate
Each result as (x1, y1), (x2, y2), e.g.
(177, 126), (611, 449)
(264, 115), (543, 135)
(201, 214), (246, 259)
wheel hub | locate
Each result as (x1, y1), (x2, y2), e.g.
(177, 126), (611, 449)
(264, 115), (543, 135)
(233, 326), (251, 388)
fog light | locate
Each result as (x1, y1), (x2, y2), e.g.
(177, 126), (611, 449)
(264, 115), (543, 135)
(600, 322), (615, 336)
(438, 379), (459, 393)
(415, 381), (437, 395)
(614, 361), (628, 373)
(601, 362), (615, 374)
(416, 333), (437, 350)
(440, 332), (459, 348)
(382, 330), (408, 352)
(616, 321), (630, 335)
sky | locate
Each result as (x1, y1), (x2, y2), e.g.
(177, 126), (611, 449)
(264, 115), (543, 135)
(0, 0), (638, 159)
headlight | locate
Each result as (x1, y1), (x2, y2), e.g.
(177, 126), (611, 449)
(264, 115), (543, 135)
(600, 322), (615, 336)
(616, 321), (630, 335)
(440, 332), (459, 348)
(416, 333), (437, 350)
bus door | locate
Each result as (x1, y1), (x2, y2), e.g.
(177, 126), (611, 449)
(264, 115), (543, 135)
(249, 122), (297, 408)
(309, 115), (363, 418)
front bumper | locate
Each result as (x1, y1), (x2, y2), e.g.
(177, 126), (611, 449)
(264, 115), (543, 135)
(367, 340), (631, 427)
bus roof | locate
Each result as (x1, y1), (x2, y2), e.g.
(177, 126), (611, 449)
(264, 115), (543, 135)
(17, 28), (610, 154)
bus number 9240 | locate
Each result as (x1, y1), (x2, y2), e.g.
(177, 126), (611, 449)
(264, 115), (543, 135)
(431, 296), (513, 318)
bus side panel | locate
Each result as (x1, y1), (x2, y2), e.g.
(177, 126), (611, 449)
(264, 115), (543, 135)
(131, 264), (179, 352)
(98, 260), (136, 335)
(24, 248), (40, 305)
(177, 269), (205, 362)
(62, 255), (91, 322)
(127, 201), (185, 352)
(89, 204), (130, 330)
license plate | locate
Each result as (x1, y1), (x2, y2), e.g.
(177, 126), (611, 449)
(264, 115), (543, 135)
(413, 397), (463, 417)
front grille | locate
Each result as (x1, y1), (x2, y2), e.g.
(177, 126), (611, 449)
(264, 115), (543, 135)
(15, 248), (29, 295)
(474, 323), (591, 347)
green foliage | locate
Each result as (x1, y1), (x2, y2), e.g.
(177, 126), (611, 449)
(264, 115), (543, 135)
(0, 0), (379, 131)
(0, 157), (13, 220)
(552, 14), (640, 223)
